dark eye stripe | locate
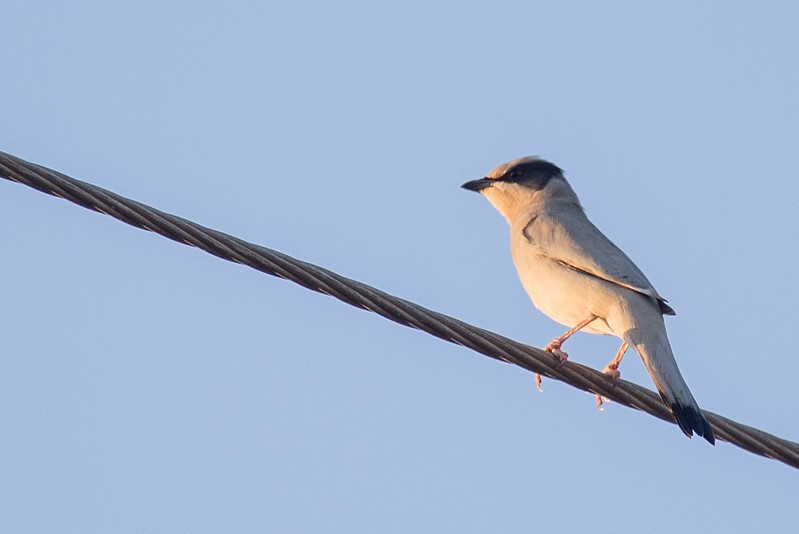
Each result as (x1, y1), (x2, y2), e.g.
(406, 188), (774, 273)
(500, 160), (563, 190)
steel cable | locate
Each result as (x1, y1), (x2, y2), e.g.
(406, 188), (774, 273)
(1, 150), (797, 469)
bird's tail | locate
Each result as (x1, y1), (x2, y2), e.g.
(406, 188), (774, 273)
(624, 327), (715, 444)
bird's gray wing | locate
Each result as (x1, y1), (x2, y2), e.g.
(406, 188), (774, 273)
(522, 210), (675, 315)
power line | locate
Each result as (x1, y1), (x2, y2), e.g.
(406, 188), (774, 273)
(1, 150), (797, 469)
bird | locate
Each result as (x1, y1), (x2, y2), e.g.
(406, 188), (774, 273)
(461, 156), (715, 444)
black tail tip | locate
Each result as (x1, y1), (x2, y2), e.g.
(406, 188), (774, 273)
(671, 401), (715, 445)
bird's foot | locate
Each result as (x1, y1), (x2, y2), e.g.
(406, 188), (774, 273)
(543, 344), (569, 367)
(602, 362), (621, 382)
(535, 344), (569, 393)
(535, 346), (569, 393)
(595, 363), (621, 410)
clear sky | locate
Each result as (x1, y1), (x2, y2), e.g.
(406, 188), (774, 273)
(2, 1), (797, 532)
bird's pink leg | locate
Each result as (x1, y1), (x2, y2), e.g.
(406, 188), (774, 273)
(543, 315), (598, 361)
(535, 315), (597, 392)
(602, 341), (628, 381)
(596, 341), (629, 410)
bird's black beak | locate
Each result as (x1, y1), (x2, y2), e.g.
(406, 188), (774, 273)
(461, 178), (492, 192)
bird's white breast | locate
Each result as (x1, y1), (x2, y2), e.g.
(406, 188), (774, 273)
(509, 232), (617, 336)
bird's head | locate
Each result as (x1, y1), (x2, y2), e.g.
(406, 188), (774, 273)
(461, 156), (577, 223)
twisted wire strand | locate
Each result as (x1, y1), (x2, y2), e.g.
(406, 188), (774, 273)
(1, 150), (797, 469)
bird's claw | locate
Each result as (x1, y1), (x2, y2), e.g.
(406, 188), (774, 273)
(534, 344), (571, 393)
(535, 373), (544, 393)
(544, 346), (569, 367)
(602, 363), (621, 383)
(595, 364), (621, 410)
(595, 394), (611, 411)
(535, 346), (568, 393)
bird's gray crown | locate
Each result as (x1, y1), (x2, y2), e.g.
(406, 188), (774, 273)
(487, 156), (564, 191)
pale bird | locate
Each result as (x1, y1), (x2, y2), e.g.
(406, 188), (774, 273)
(462, 156), (714, 444)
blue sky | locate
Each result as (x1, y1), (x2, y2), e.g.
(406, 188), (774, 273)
(2, 2), (797, 532)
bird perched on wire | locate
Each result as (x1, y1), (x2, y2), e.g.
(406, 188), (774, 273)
(462, 156), (714, 444)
